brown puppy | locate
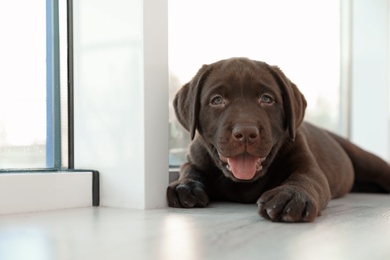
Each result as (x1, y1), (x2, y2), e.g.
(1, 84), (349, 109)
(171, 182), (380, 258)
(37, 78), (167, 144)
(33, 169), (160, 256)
(167, 57), (390, 222)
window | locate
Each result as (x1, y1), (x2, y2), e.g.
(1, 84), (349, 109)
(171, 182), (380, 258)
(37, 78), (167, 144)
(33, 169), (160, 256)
(168, 0), (342, 166)
(0, 0), (70, 169)
(0, 1), (47, 168)
(0, 0), (97, 215)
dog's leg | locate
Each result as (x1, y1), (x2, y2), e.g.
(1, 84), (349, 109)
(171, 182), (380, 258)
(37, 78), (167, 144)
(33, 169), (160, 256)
(327, 132), (390, 193)
(167, 162), (210, 208)
(257, 171), (330, 222)
(257, 140), (332, 222)
(352, 153), (390, 193)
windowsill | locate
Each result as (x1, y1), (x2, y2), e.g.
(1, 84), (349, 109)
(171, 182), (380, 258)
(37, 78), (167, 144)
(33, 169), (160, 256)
(0, 170), (98, 215)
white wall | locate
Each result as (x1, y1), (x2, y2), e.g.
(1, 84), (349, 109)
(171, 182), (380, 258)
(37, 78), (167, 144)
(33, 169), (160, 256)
(350, 0), (390, 161)
(74, 0), (168, 209)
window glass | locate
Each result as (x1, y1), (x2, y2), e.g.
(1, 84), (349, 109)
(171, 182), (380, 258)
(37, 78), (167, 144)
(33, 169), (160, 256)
(0, 1), (47, 168)
(169, 0), (341, 166)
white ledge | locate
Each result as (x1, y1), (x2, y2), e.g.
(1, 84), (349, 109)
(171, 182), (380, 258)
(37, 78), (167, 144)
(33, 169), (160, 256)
(0, 172), (94, 215)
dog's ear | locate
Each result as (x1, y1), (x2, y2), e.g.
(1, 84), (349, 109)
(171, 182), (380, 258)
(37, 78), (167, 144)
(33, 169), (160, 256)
(268, 65), (307, 140)
(173, 65), (211, 140)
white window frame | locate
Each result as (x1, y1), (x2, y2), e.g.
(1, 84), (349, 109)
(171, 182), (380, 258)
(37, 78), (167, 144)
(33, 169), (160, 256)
(0, 0), (389, 215)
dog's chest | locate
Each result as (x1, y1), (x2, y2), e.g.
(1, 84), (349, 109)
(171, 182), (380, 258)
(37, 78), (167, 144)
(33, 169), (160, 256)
(212, 176), (269, 203)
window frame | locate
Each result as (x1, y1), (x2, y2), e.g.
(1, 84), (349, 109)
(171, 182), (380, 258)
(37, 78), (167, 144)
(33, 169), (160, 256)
(0, 0), (72, 171)
(0, 0), (99, 215)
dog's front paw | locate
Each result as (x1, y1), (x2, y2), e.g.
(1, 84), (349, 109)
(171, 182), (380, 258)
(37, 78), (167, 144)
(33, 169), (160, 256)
(167, 180), (209, 208)
(257, 186), (319, 222)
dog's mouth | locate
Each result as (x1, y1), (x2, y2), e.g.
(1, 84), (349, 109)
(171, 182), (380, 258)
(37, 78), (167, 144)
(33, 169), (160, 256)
(218, 153), (266, 181)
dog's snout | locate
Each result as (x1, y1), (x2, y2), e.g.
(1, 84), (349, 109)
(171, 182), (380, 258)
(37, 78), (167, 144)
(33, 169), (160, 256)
(232, 125), (259, 142)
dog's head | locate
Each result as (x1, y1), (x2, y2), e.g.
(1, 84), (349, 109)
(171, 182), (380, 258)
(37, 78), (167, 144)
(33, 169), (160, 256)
(174, 57), (306, 182)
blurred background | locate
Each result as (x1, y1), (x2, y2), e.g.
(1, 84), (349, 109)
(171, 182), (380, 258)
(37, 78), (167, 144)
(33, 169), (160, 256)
(169, 0), (342, 166)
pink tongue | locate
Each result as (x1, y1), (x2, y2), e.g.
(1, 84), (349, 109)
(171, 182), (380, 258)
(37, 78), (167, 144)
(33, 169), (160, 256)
(227, 154), (259, 180)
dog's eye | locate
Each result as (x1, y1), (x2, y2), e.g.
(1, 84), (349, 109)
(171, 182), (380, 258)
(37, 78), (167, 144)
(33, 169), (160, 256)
(210, 95), (225, 106)
(260, 94), (274, 104)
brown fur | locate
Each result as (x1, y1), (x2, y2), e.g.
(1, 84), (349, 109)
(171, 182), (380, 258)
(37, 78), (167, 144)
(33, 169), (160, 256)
(167, 57), (390, 222)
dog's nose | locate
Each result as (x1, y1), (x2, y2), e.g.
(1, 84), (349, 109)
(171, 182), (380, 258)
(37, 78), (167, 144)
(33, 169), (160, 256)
(232, 125), (259, 142)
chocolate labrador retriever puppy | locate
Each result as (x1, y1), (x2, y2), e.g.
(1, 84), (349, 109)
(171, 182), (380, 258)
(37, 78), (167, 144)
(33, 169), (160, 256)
(167, 57), (390, 222)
